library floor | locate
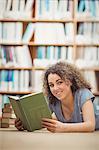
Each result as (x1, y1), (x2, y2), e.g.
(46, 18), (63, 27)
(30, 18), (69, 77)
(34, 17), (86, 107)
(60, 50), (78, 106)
(0, 127), (99, 150)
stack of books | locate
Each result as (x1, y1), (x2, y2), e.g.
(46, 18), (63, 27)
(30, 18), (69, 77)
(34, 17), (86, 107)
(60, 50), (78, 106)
(1, 103), (16, 128)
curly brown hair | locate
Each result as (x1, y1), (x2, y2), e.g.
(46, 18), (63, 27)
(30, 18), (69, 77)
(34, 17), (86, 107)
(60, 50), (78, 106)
(43, 61), (91, 104)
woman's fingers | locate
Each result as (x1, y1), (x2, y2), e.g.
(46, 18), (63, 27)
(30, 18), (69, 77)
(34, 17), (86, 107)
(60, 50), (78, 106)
(15, 118), (24, 131)
(42, 118), (57, 123)
(42, 118), (57, 129)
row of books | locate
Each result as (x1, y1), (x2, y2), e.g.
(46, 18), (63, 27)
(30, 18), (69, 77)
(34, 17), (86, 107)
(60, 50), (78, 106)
(0, 22), (36, 44)
(0, 22), (99, 44)
(0, 45), (98, 69)
(36, 46), (73, 61)
(76, 22), (99, 44)
(0, 0), (34, 19)
(0, 0), (73, 20)
(0, 46), (32, 67)
(0, 0), (99, 20)
(35, 0), (73, 19)
(0, 22), (74, 44)
(75, 46), (99, 68)
(34, 23), (74, 44)
(36, 0), (99, 20)
(0, 70), (32, 92)
(0, 45), (73, 68)
(76, 0), (99, 19)
(34, 46), (99, 68)
(0, 22), (23, 43)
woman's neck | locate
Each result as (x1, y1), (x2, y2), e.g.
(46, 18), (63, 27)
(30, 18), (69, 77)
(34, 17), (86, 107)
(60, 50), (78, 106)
(61, 93), (74, 120)
(62, 92), (74, 108)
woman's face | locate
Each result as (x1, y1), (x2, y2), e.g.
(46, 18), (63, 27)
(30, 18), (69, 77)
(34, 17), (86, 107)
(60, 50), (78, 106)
(48, 73), (72, 101)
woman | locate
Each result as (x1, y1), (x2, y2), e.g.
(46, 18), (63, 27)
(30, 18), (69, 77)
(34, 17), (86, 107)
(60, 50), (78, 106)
(15, 61), (99, 132)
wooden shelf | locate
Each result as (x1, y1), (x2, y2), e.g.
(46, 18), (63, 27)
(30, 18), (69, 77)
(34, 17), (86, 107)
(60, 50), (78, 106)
(1, 18), (99, 23)
(1, 42), (98, 47)
(28, 42), (74, 46)
(0, 42), (23, 46)
(75, 18), (99, 22)
(0, 18), (73, 23)
(0, 91), (33, 95)
(80, 67), (99, 71)
(0, 67), (33, 70)
(76, 44), (99, 47)
(0, 66), (47, 70)
(33, 66), (46, 70)
(0, 42), (74, 46)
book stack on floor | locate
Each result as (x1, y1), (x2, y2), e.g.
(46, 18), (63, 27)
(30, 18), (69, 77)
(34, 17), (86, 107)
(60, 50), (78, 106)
(1, 103), (16, 128)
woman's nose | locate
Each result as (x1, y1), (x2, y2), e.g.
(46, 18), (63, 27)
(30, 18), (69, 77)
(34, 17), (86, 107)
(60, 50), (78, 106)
(53, 84), (59, 91)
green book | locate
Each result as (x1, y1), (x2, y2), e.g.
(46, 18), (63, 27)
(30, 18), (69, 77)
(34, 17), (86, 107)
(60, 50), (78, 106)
(8, 92), (51, 132)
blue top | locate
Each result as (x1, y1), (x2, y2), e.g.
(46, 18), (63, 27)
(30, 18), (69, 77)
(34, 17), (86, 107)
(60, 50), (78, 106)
(49, 88), (99, 130)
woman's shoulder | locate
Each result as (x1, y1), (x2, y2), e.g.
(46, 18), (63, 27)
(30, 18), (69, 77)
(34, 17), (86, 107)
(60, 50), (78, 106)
(75, 88), (95, 108)
(76, 88), (93, 96)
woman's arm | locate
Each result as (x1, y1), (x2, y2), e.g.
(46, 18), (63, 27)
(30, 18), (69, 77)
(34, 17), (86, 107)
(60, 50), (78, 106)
(42, 100), (95, 132)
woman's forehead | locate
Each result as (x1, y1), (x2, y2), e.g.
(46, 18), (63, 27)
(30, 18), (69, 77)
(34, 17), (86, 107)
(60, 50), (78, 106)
(48, 73), (61, 81)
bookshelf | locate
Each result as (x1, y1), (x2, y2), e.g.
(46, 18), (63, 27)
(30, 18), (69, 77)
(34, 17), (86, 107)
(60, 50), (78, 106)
(0, 0), (99, 127)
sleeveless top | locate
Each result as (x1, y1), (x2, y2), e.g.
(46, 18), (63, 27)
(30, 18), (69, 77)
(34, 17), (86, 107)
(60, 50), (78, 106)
(49, 88), (99, 130)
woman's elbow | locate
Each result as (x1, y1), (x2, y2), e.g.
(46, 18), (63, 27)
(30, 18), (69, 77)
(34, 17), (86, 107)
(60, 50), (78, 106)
(87, 122), (95, 132)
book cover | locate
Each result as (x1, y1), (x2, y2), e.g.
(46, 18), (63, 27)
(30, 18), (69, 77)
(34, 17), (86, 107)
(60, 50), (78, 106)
(8, 92), (51, 132)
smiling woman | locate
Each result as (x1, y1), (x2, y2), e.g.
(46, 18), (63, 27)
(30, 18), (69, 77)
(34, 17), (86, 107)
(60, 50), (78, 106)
(15, 61), (99, 133)
(42, 61), (99, 132)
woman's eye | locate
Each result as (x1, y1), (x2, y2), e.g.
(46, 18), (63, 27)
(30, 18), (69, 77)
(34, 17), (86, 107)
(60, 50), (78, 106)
(57, 81), (63, 85)
(49, 84), (54, 88)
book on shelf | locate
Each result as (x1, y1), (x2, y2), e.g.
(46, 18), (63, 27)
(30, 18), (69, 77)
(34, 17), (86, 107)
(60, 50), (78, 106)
(8, 92), (52, 132)
(34, 23), (66, 44)
(24, 0), (34, 18)
(25, 0), (34, 11)
(22, 23), (35, 44)
(0, 0), (6, 19)
(0, 23), (2, 42)
(15, 46), (32, 67)
(19, 0), (25, 11)
(12, 0), (19, 11)
(84, 71), (98, 92)
(32, 70), (44, 92)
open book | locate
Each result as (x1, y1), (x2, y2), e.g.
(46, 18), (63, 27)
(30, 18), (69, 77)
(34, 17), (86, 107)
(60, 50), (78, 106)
(8, 92), (51, 132)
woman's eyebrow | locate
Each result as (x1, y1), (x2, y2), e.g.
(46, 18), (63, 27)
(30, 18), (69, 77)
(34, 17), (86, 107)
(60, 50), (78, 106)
(56, 79), (62, 82)
(48, 79), (62, 84)
(48, 82), (53, 85)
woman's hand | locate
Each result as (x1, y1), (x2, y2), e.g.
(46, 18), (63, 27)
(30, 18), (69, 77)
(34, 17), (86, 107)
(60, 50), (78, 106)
(42, 118), (65, 133)
(15, 118), (25, 131)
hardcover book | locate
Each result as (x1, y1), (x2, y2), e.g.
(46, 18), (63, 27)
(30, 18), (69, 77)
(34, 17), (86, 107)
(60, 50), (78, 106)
(8, 92), (51, 132)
